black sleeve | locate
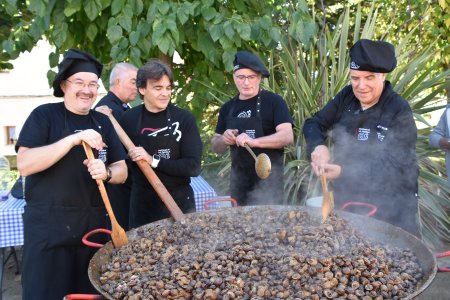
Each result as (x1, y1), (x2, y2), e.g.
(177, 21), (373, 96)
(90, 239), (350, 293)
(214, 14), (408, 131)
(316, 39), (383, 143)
(272, 94), (293, 126)
(157, 110), (203, 177)
(16, 105), (51, 151)
(303, 86), (352, 158)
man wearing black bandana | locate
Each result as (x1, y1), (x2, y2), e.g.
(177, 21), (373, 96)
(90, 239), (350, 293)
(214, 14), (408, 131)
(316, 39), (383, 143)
(303, 39), (419, 235)
(120, 59), (202, 228)
(211, 50), (294, 206)
(15, 49), (127, 299)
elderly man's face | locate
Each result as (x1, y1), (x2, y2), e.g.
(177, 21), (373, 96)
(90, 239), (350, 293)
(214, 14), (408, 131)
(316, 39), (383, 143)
(350, 70), (385, 109)
(114, 69), (138, 103)
(233, 69), (262, 100)
(61, 72), (100, 115)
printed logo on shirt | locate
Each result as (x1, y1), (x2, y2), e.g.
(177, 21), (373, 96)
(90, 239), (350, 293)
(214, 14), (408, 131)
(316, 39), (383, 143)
(376, 125), (388, 142)
(245, 129), (256, 139)
(98, 149), (107, 163)
(141, 121), (182, 142)
(357, 128), (370, 141)
(157, 149), (171, 159)
(237, 110), (252, 118)
(73, 129), (108, 163)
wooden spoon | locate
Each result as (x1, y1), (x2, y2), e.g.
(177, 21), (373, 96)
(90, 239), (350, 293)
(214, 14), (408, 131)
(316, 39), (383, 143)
(106, 114), (185, 221)
(320, 170), (334, 222)
(82, 142), (128, 248)
(244, 144), (271, 179)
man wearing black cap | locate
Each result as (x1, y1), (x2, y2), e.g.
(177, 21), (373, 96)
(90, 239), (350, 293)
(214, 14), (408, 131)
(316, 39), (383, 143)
(15, 48), (127, 299)
(211, 50), (293, 205)
(303, 39), (419, 235)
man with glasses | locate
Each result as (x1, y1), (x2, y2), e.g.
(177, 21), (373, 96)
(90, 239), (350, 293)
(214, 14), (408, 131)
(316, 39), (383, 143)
(15, 48), (127, 299)
(211, 50), (293, 206)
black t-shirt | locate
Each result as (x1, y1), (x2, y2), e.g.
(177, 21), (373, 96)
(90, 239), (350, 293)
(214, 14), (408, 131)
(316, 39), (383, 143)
(119, 104), (202, 188)
(16, 102), (127, 203)
(215, 90), (293, 138)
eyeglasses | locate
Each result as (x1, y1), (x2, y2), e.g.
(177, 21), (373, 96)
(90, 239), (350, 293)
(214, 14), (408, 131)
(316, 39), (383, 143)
(65, 79), (100, 90)
(234, 74), (259, 81)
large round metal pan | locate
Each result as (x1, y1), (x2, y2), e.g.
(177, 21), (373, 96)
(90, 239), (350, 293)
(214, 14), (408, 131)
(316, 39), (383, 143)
(87, 205), (437, 299)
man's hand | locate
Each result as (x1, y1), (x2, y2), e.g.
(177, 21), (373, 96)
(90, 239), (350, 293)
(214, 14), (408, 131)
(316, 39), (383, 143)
(73, 129), (106, 151)
(84, 158), (108, 181)
(128, 146), (151, 164)
(222, 129), (239, 145)
(321, 163), (342, 180)
(95, 105), (113, 117)
(310, 145), (330, 175)
(235, 132), (254, 147)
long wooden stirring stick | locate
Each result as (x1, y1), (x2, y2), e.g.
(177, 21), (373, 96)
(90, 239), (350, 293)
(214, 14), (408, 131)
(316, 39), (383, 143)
(82, 142), (128, 247)
(107, 114), (185, 221)
(320, 169), (334, 222)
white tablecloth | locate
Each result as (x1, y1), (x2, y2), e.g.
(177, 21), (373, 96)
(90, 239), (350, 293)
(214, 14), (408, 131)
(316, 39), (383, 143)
(0, 176), (216, 247)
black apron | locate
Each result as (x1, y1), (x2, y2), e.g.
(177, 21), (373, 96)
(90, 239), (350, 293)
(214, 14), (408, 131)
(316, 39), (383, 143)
(129, 106), (195, 228)
(22, 109), (108, 300)
(332, 104), (418, 235)
(227, 92), (284, 206)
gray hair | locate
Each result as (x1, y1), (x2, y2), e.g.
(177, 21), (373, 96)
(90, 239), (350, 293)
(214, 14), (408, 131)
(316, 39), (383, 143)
(109, 62), (138, 86)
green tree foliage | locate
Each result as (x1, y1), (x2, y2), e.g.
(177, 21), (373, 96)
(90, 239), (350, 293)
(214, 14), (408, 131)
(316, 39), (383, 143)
(0, 0), (316, 119)
(1, 0), (449, 245)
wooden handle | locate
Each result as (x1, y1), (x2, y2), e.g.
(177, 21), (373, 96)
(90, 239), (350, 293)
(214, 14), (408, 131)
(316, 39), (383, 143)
(244, 144), (257, 160)
(82, 142), (128, 247)
(82, 142), (118, 224)
(319, 168), (334, 221)
(320, 169), (328, 193)
(107, 114), (185, 221)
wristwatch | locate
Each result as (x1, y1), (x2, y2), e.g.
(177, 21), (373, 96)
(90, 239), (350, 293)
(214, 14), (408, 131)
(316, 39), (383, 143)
(104, 167), (112, 182)
(151, 155), (160, 168)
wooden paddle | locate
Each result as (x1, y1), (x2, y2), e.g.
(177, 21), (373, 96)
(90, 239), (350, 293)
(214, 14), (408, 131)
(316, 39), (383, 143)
(106, 114), (185, 221)
(82, 141), (128, 248)
(320, 169), (334, 222)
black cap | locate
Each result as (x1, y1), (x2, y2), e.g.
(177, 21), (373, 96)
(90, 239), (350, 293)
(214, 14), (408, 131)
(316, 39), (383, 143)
(233, 50), (269, 78)
(349, 39), (397, 73)
(52, 48), (103, 97)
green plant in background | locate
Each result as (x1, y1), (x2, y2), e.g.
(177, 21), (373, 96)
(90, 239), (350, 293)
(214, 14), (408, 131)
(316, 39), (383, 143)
(278, 5), (449, 247)
(201, 4), (450, 248)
